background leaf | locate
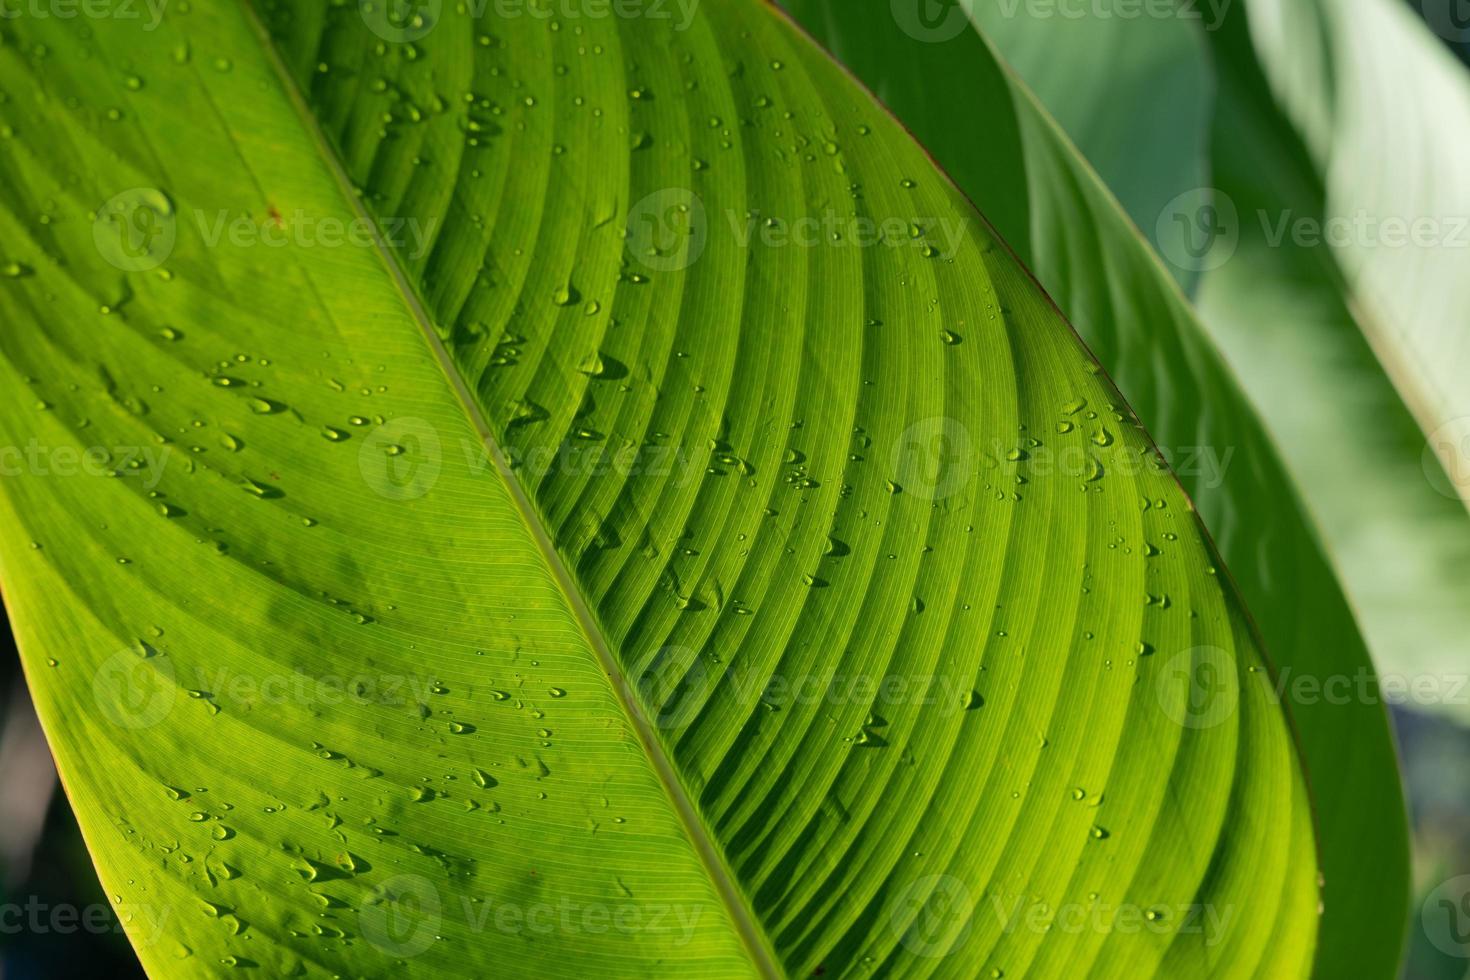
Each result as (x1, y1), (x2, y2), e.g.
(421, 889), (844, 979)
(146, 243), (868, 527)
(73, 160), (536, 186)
(968, 0), (1214, 292)
(1199, 0), (1470, 729)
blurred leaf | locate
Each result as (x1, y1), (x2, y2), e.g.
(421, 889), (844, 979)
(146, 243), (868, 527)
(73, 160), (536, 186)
(968, 1), (1214, 291)
(1247, 0), (1470, 491)
(1193, 1), (1470, 743)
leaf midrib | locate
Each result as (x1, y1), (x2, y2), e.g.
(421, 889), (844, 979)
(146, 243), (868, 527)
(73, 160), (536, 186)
(234, 2), (784, 975)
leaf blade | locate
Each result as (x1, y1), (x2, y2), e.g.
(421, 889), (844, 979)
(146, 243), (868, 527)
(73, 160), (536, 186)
(0, 1), (1318, 976)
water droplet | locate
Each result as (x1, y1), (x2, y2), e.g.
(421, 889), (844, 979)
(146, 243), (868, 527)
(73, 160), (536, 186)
(248, 397), (285, 415)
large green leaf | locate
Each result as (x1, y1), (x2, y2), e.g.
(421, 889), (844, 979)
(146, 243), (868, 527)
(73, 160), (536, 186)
(778, 0), (1409, 974)
(0, 0), (1319, 976)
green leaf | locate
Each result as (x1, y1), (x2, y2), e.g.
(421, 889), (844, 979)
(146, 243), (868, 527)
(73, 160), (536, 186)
(778, 0), (1408, 974)
(1198, 0), (1470, 728)
(966, 0), (1215, 292)
(0, 1), (1318, 976)
(1246, 0), (1470, 466)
